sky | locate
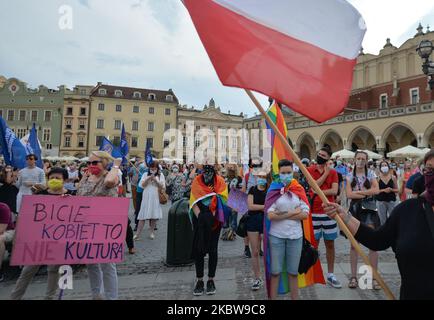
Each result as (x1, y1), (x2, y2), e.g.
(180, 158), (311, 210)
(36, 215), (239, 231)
(1, 0), (434, 118)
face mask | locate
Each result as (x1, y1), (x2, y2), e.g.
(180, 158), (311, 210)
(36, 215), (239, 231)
(280, 173), (293, 185)
(425, 173), (434, 205)
(381, 166), (389, 174)
(150, 169), (157, 175)
(172, 168), (179, 173)
(257, 178), (267, 186)
(88, 165), (102, 176)
(47, 178), (64, 191)
(203, 166), (215, 183)
(316, 155), (328, 165)
(336, 161), (342, 166)
(356, 160), (366, 168)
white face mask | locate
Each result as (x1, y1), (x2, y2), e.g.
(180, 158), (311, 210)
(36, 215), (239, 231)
(381, 166), (389, 174)
(172, 168), (179, 173)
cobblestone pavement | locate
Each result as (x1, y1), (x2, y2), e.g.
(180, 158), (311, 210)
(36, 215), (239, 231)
(0, 195), (401, 300)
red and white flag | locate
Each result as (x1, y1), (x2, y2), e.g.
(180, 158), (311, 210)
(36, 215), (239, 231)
(183, 0), (366, 123)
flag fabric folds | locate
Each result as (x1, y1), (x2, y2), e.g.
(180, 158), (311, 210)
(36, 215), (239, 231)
(263, 180), (325, 298)
(0, 117), (28, 169)
(145, 140), (153, 167)
(266, 102), (292, 176)
(99, 137), (123, 159)
(120, 124), (129, 165)
(28, 124), (43, 169)
(183, 0), (366, 123)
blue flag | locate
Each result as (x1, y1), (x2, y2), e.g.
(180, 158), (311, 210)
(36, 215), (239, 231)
(145, 140), (153, 167)
(0, 117), (28, 169)
(99, 137), (123, 159)
(120, 124), (129, 165)
(28, 124), (43, 169)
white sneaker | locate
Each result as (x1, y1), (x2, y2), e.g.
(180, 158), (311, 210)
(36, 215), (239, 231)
(251, 279), (263, 291)
(327, 274), (342, 289)
(150, 233), (155, 240)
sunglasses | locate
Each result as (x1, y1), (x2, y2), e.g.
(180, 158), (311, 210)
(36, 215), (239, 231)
(87, 160), (102, 166)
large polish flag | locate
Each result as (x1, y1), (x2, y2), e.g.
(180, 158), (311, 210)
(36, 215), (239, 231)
(183, 0), (366, 123)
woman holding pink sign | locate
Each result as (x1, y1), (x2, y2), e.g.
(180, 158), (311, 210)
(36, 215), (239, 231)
(77, 151), (120, 300)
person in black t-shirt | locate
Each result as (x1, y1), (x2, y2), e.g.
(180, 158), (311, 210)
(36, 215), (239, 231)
(0, 166), (19, 214)
(246, 170), (269, 291)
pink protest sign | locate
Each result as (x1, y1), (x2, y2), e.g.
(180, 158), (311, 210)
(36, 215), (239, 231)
(227, 189), (249, 215)
(11, 195), (130, 266)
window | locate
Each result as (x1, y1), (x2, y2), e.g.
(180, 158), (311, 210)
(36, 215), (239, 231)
(96, 136), (104, 146)
(43, 128), (51, 142)
(17, 128), (27, 139)
(148, 122), (154, 131)
(97, 119), (104, 129)
(166, 95), (173, 102)
(31, 110), (38, 122)
(232, 137), (237, 149)
(114, 120), (121, 130)
(64, 136), (71, 147)
(114, 90), (123, 97)
(210, 126), (214, 131)
(133, 106), (139, 113)
(44, 111), (52, 122)
(7, 110), (14, 121)
(80, 108), (86, 116)
(98, 103), (105, 111)
(45, 143), (52, 150)
(163, 140), (170, 148)
(132, 120), (139, 131)
(19, 110), (26, 121)
(131, 137), (138, 148)
(146, 138), (154, 148)
(208, 137), (214, 148)
(149, 107), (155, 114)
(148, 93), (156, 101)
(410, 88), (419, 105)
(195, 137), (201, 148)
(164, 123), (171, 131)
(78, 136), (85, 148)
(80, 89), (87, 95)
(65, 119), (72, 129)
(113, 136), (121, 146)
(79, 120), (86, 130)
(196, 125), (200, 130)
(116, 105), (122, 112)
(66, 107), (73, 115)
(165, 108), (171, 115)
(183, 136), (187, 147)
(133, 92), (141, 99)
(98, 89), (107, 95)
(379, 94), (388, 109)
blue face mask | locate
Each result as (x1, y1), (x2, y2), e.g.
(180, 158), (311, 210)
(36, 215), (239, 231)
(280, 173), (293, 185)
(257, 178), (267, 186)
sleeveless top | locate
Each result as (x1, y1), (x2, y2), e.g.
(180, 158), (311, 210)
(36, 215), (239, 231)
(376, 177), (396, 202)
(77, 172), (118, 198)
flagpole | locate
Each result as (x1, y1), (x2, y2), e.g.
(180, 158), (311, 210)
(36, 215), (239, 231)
(244, 89), (396, 300)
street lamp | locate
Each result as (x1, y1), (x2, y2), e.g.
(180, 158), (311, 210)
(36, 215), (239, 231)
(416, 39), (434, 90)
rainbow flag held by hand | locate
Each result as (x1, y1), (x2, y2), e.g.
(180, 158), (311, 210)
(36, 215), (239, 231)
(266, 102), (292, 176)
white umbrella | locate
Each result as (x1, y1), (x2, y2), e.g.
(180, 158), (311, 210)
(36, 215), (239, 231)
(361, 150), (383, 160)
(331, 149), (355, 159)
(79, 157), (89, 162)
(387, 145), (427, 158)
(422, 148), (432, 154)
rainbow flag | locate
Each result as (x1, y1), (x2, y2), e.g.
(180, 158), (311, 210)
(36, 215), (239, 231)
(266, 102), (292, 175)
(263, 180), (325, 298)
(188, 174), (230, 225)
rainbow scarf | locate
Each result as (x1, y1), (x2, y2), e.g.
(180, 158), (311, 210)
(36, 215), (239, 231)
(266, 102), (292, 176)
(189, 174), (230, 225)
(263, 179), (325, 298)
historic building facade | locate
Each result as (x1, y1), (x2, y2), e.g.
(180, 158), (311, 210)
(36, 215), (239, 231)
(0, 77), (63, 156)
(176, 99), (245, 163)
(88, 84), (179, 158)
(244, 24), (434, 160)
(60, 85), (94, 158)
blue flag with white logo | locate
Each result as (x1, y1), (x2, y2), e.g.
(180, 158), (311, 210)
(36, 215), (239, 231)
(28, 123), (43, 169)
(99, 137), (123, 159)
(120, 124), (129, 165)
(0, 117), (28, 169)
(145, 140), (153, 167)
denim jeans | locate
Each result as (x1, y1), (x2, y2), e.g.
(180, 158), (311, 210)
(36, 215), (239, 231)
(269, 235), (303, 276)
(87, 263), (118, 300)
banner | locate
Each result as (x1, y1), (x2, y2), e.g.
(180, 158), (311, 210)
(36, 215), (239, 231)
(227, 189), (248, 215)
(11, 195), (130, 266)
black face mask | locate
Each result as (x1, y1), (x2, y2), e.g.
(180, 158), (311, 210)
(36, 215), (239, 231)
(203, 165), (215, 184)
(316, 155), (328, 165)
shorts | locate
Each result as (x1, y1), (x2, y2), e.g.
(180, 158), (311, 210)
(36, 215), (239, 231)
(1, 230), (15, 243)
(246, 213), (264, 234)
(312, 213), (338, 241)
(269, 235), (303, 276)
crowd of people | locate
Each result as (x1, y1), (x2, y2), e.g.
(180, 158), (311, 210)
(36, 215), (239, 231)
(0, 146), (433, 300)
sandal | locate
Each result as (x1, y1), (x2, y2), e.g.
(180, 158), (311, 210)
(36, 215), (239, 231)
(373, 279), (381, 291)
(348, 277), (358, 289)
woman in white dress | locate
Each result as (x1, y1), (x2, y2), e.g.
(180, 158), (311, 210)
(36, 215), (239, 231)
(135, 161), (165, 240)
